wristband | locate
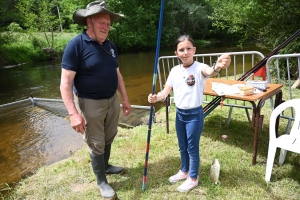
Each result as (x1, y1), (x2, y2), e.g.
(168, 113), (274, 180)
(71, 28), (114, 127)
(213, 64), (222, 73)
(158, 91), (166, 102)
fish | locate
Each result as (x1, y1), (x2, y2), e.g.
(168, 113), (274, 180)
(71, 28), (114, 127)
(209, 158), (220, 185)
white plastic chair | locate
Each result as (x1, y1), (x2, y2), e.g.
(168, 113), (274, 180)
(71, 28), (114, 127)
(265, 99), (300, 182)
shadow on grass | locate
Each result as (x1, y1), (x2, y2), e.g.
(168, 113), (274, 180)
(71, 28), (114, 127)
(203, 113), (300, 181)
(203, 113), (270, 162)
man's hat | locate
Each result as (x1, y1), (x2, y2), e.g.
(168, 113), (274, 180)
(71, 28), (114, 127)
(73, 0), (124, 26)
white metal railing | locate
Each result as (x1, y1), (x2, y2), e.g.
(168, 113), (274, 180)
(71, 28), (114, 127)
(266, 53), (300, 134)
(157, 51), (265, 90)
(157, 51), (265, 123)
(266, 53), (300, 102)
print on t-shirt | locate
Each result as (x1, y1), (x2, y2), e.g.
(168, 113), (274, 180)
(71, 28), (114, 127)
(185, 74), (195, 87)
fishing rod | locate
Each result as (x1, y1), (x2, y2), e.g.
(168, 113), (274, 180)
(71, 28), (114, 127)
(142, 0), (165, 191)
(203, 29), (300, 117)
(239, 29), (300, 81)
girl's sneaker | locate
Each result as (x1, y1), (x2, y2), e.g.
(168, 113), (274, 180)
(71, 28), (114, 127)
(177, 177), (198, 192)
(168, 170), (189, 183)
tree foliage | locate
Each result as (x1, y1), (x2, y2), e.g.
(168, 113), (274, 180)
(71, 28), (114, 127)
(15, 0), (67, 59)
(106, 0), (160, 50)
(0, 0), (20, 28)
(59, 0), (90, 32)
(206, 0), (300, 53)
(163, 0), (213, 41)
(106, 0), (213, 50)
(0, 0), (21, 49)
(1, 0), (299, 59)
(1, 0), (215, 51)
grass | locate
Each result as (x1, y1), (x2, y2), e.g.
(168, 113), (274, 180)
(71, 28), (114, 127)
(2, 86), (300, 199)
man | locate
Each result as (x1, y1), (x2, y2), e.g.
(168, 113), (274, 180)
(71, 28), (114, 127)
(60, 1), (131, 199)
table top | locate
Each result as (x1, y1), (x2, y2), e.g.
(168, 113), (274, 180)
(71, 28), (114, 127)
(204, 78), (283, 102)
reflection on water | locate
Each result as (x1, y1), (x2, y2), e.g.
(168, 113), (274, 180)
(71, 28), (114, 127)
(0, 63), (62, 105)
(0, 105), (83, 191)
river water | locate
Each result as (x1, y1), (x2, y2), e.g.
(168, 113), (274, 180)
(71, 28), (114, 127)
(0, 41), (266, 192)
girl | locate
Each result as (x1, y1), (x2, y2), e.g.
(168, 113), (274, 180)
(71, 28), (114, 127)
(148, 35), (231, 192)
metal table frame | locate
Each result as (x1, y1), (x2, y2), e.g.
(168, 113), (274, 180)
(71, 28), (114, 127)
(204, 78), (283, 165)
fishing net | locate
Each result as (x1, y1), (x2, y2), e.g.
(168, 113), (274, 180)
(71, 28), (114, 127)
(0, 97), (152, 128)
(32, 98), (68, 117)
(0, 99), (32, 116)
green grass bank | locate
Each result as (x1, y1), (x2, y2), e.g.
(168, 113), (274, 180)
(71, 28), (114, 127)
(0, 32), (77, 66)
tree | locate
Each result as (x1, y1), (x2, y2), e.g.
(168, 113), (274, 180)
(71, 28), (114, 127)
(17, 0), (65, 59)
(206, 0), (300, 52)
(107, 0), (214, 51)
(0, 0), (20, 28)
(106, 0), (160, 50)
(163, 0), (213, 41)
(59, 0), (89, 32)
(0, 0), (22, 45)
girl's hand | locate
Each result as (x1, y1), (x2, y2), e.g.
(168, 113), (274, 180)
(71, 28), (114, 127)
(216, 53), (231, 70)
(148, 94), (157, 103)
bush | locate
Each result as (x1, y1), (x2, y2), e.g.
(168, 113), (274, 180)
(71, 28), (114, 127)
(7, 22), (23, 32)
(0, 32), (50, 65)
(1, 42), (47, 64)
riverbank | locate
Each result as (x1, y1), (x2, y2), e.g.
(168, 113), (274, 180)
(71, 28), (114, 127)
(0, 31), (224, 68)
(0, 32), (77, 67)
(3, 103), (300, 199)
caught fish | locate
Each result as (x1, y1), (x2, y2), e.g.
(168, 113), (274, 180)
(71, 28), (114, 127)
(220, 100), (223, 109)
(209, 159), (220, 185)
(220, 96), (225, 109)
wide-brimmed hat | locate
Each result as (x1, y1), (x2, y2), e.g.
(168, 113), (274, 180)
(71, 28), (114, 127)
(73, 0), (124, 26)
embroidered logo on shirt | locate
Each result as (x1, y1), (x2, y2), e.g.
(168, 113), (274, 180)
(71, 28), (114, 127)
(110, 49), (116, 57)
(185, 74), (195, 87)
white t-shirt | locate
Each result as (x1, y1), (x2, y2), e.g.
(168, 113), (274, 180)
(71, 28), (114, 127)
(166, 61), (209, 109)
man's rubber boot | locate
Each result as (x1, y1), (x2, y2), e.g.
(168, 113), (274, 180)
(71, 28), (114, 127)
(104, 144), (124, 174)
(90, 154), (116, 200)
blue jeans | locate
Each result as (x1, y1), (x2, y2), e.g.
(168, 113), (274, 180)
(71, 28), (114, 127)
(175, 106), (204, 179)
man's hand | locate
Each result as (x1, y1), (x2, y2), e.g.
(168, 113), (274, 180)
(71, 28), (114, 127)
(122, 101), (131, 116)
(70, 113), (86, 134)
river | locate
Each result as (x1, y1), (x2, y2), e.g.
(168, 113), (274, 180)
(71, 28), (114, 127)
(0, 41), (267, 192)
